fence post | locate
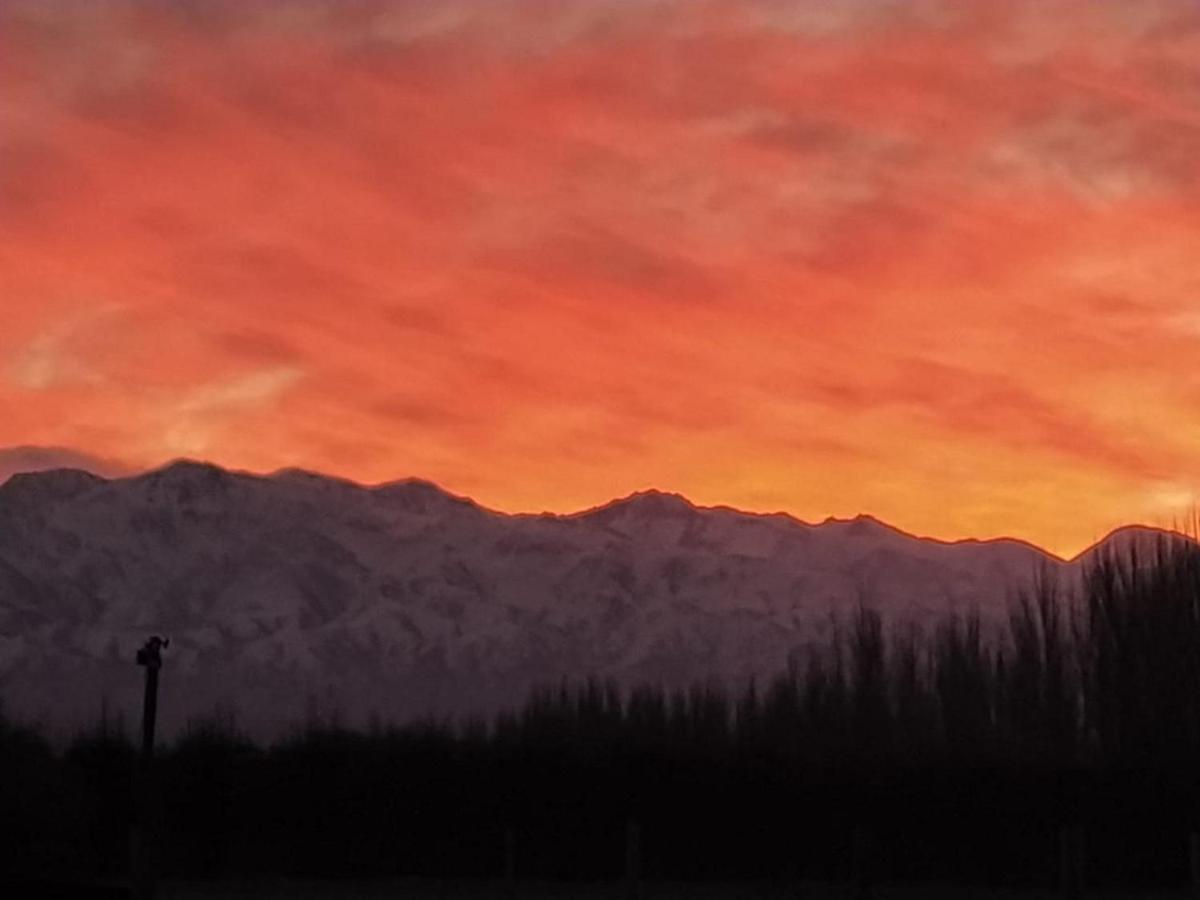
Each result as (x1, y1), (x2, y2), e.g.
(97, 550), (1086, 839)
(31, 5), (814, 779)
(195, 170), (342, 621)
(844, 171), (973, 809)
(1059, 824), (1084, 900)
(625, 819), (641, 900)
(132, 635), (168, 900)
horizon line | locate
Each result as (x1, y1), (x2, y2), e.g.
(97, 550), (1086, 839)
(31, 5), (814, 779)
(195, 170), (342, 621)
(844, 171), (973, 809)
(4, 455), (1198, 566)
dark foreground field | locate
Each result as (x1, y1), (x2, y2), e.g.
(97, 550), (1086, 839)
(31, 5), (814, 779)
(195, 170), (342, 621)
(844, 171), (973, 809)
(160, 879), (1186, 900)
(3, 879), (1193, 900)
(159, 879), (1199, 900)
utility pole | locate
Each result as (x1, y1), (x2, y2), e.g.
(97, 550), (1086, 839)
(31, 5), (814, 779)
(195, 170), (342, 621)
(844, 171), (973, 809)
(132, 635), (168, 900)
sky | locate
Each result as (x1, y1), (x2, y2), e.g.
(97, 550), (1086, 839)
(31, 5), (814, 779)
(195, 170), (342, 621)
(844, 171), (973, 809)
(2, 0), (1200, 557)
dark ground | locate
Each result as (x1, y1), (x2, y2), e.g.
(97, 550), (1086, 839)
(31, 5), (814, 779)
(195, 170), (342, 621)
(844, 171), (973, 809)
(158, 878), (1189, 899)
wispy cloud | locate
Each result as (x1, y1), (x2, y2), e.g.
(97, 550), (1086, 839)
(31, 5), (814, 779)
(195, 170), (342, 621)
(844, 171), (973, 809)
(162, 366), (305, 456)
(8, 329), (93, 390)
(6, 306), (125, 390)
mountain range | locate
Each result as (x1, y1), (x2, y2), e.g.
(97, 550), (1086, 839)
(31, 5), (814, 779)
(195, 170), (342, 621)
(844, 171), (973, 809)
(0, 460), (1183, 741)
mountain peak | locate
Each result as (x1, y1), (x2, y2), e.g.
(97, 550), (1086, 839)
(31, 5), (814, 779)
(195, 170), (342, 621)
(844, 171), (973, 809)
(132, 459), (245, 503)
(371, 477), (478, 514)
(585, 489), (697, 521)
(818, 512), (897, 537)
(270, 467), (363, 491)
(148, 458), (235, 480)
(0, 467), (106, 503)
(1070, 524), (1196, 564)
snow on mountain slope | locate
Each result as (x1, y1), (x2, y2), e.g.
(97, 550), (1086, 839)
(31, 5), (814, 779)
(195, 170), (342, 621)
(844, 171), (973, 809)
(0, 461), (1180, 740)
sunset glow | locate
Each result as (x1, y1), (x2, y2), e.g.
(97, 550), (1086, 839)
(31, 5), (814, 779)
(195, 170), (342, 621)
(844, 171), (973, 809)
(4, 0), (1200, 557)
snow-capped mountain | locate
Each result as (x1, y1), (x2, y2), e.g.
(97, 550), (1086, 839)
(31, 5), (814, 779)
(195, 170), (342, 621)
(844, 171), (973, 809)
(0, 461), (1177, 741)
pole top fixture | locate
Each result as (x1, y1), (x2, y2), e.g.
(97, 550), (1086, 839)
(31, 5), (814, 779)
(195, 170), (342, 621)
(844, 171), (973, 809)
(136, 635), (169, 670)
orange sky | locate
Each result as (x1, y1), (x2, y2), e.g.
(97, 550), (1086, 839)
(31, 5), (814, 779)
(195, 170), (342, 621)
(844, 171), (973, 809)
(3, 0), (1200, 557)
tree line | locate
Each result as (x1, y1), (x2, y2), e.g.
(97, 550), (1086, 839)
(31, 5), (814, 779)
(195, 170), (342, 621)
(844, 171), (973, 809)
(3, 533), (1200, 890)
